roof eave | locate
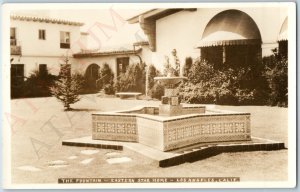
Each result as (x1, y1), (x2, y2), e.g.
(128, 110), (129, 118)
(127, 9), (162, 24)
(73, 48), (142, 58)
(127, 8), (197, 24)
(10, 15), (84, 26)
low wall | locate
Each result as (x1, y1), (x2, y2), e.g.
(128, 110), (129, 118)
(92, 107), (251, 151)
(92, 114), (138, 142)
(136, 117), (165, 150)
(162, 113), (251, 151)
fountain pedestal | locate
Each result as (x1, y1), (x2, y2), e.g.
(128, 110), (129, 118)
(154, 76), (187, 116)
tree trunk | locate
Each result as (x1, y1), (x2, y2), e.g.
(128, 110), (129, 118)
(64, 104), (70, 111)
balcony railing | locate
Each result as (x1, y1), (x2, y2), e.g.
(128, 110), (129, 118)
(60, 43), (70, 49)
(11, 46), (22, 55)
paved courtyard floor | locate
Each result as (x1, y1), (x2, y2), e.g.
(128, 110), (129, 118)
(9, 94), (288, 184)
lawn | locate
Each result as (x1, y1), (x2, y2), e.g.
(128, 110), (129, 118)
(9, 94), (288, 184)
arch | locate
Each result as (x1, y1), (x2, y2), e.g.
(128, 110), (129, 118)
(278, 16), (288, 58)
(278, 16), (288, 41)
(197, 9), (263, 69)
(85, 63), (100, 92)
(198, 9), (262, 47)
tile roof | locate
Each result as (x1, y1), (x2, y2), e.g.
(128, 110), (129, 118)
(73, 48), (142, 58)
(10, 15), (84, 26)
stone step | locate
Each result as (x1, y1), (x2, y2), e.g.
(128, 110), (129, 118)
(62, 136), (286, 168)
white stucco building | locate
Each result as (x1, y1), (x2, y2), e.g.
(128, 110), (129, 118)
(10, 15), (86, 77)
(10, 14), (151, 92)
(71, 43), (148, 90)
(127, 6), (289, 73)
(10, 5), (289, 95)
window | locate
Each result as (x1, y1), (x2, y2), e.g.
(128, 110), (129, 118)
(39, 29), (46, 40)
(116, 57), (129, 75)
(60, 31), (70, 49)
(39, 64), (47, 76)
(10, 28), (16, 45)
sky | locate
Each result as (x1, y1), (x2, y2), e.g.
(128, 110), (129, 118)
(11, 7), (150, 50)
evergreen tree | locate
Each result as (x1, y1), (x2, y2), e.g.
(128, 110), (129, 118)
(50, 57), (83, 110)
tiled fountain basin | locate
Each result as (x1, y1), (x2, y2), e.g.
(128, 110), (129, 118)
(92, 105), (251, 151)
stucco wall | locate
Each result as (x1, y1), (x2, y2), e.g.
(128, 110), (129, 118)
(11, 53), (141, 78)
(73, 54), (141, 81)
(151, 7), (288, 72)
(10, 19), (142, 78)
(10, 20), (83, 57)
(11, 55), (66, 76)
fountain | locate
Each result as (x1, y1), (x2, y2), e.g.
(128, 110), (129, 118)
(62, 51), (285, 167)
(88, 74), (254, 152)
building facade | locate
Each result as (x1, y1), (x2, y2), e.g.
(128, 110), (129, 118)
(72, 47), (145, 90)
(127, 6), (289, 73)
(10, 15), (85, 77)
(10, 6), (289, 96)
(10, 15), (151, 94)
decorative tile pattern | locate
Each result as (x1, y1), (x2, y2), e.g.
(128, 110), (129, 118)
(163, 114), (251, 151)
(170, 96), (179, 106)
(92, 108), (251, 152)
(165, 88), (178, 97)
(161, 96), (169, 104)
(92, 115), (138, 142)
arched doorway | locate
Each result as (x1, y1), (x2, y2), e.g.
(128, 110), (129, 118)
(85, 64), (100, 92)
(197, 9), (262, 69)
(278, 17), (288, 58)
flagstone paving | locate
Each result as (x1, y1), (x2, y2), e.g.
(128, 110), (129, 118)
(67, 155), (78, 160)
(80, 149), (99, 155)
(106, 157), (132, 164)
(80, 158), (94, 165)
(17, 165), (41, 172)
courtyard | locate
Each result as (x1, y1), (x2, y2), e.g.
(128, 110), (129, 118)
(10, 94), (288, 184)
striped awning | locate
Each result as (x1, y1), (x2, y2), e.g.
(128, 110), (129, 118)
(197, 10), (262, 48)
(197, 31), (261, 47)
(278, 17), (288, 41)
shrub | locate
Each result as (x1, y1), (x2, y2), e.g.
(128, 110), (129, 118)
(98, 63), (114, 94)
(50, 61), (84, 110)
(22, 69), (57, 98)
(183, 57), (193, 77)
(148, 82), (164, 100)
(180, 58), (269, 105)
(103, 84), (115, 95)
(115, 63), (146, 93)
(180, 59), (231, 104)
(147, 64), (161, 95)
(263, 49), (288, 107)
